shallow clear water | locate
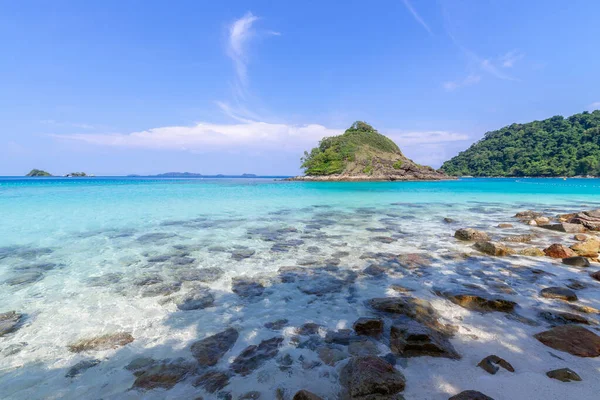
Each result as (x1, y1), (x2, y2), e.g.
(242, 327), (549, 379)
(1, 177), (599, 399)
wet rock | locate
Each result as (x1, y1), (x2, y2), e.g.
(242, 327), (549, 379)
(339, 356), (405, 399)
(567, 209), (600, 231)
(231, 249), (255, 261)
(540, 223), (586, 233)
(473, 241), (515, 256)
(353, 317), (384, 336)
(443, 217), (455, 223)
(171, 256), (195, 266)
(477, 355), (514, 374)
(125, 357), (156, 374)
(368, 297), (453, 334)
(518, 247), (545, 257)
(0, 311), (23, 337)
(569, 303), (600, 314)
(230, 337), (284, 376)
(265, 319), (288, 330)
(546, 368), (582, 382)
(390, 318), (460, 359)
(137, 232), (177, 243)
(534, 325), (600, 357)
(68, 332), (134, 352)
(318, 346), (348, 366)
(570, 237), (600, 257)
(574, 234), (588, 241)
(497, 223), (513, 228)
(348, 340), (379, 357)
(504, 313), (540, 326)
(177, 267), (224, 283)
(540, 287), (577, 302)
(562, 256), (590, 268)
(141, 282), (181, 297)
(65, 359), (101, 378)
(591, 270), (600, 281)
(515, 210), (542, 219)
(191, 328), (239, 366)
(543, 244), (577, 258)
(297, 274), (346, 296)
(372, 236), (396, 244)
(501, 234), (534, 243)
(132, 358), (197, 390)
(449, 391), (495, 400)
(232, 277), (265, 298)
(436, 289), (516, 313)
(325, 329), (364, 345)
(296, 323), (321, 336)
(539, 310), (590, 326)
(147, 255), (171, 263)
(293, 390), (323, 400)
(306, 246), (321, 254)
(14, 262), (61, 271)
(176, 286), (215, 310)
(454, 228), (490, 242)
(194, 370), (231, 393)
(5, 271), (44, 286)
(362, 264), (387, 277)
(133, 274), (164, 286)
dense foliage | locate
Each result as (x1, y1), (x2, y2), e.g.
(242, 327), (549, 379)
(26, 169), (52, 177)
(441, 111), (600, 177)
(301, 121), (401, 175)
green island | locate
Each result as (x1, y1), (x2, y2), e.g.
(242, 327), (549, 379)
(294, 121), (451, 181)
(441, 110), (600, 177)
(26, 169), (52, 177)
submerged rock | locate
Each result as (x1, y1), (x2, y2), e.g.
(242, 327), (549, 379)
(454, 228), (490, 242)
(477, 355), (514, 374)
(390, 318), (459, 359)
(449, 391), (495, 400)
(193, 370), (231, 393)
(518, 247), (545, 257)
(5, 271), (44, 286)
(141, 282), (181, 297)
(353, 317), (384, 336)
(191, 328), (239, 366)
(435, 289), (516, 313)
(540, 287), (578, 302)
(339, 356), (405, 399)
(368, 296), (453, 334)
(318, 346), (348, 366)
(176, 286), (215, 310)
(232, 277), (265, 298)
(231, 249), (255, 261)
(264, 319), (289, 330)
(539, 223), (586, 233)
(230, 337), (284, 376)
(543, 244), (576, 258)
(591, 270), (600, 281)
(176, 267), (224, 283)
(534, 325), (600, 357)
(0, 311), (23, 337)
(562, 256), (590, 268)
(68, 332), (134, 352)
(65, 359), (101, 378)
(546, 368), (582, 382)
(293, 390), (323, 400)
(132, 358), (197, 390)
(539, 310), (590, 325)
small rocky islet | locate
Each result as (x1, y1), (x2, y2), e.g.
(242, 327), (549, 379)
(1, 204), (600, 399)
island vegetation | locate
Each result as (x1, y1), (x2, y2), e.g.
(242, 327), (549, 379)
(441, 110), (600, 177)
(26, 169), (52, 177)
(296, 121), (451, 181)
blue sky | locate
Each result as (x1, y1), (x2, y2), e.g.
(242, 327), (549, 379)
(1, 0), (599, 175)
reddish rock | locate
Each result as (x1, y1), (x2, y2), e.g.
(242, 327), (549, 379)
(534, 325), (600, 357)
(543, 244), (576, 258)
(570, 237), (600, 257)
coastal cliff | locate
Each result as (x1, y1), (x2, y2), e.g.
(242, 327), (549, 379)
(290, 121), (453, 181)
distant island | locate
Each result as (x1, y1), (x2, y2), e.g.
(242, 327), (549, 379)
(290, 121), (452, 181)
(441, 110), (600, 177)
(125, 173), (280, 178)
(26, 169), (52, 177)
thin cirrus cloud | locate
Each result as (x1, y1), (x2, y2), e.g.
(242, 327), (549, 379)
(443, 74), (481, 91)
(401, 0), (433, 36)
(500, 50), (524, 68)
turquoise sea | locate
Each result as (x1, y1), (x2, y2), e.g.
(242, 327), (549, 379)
(1, 177), (599, 399)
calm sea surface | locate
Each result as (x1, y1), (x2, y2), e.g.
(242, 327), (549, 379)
(1, 177), (599, 399)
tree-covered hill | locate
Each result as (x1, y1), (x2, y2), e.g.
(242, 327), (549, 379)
(441, 110), (600, 177)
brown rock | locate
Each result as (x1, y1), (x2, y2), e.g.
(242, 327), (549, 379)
(193, 370), (230, 393)
(390, 319), (459, 359)
(449, 391), (495, 400)
(454, 228), (490, 242)
(574, 234), (588, 241)
(540, 287), (578, 302)
(546, 368), (582, 382)
(540, 223), (586, 233)
(132, 359), (196, 390)
(568, 303), (600, 314)
(293, 390), (323, 400)
(353, 317), (384, 336)
(474, 241), (516, 256)
(535, 217), (551, 225)
(568, 210), (600, 231)
(570, 237), (600, 257)
(190, 328), (238, 366)
(543, 244), (576, 258)
(497, 223), (513, 228)
(436, 289), (516, 313)
(562, 256), (590, 268)
(501, 234), (535, 243)
(68, 332), (134, 353)
(518, 248), (545, 257)
(534, 325), (600, 357)
(0, 311), (23, 337)
(340, 356), (405, 399)
(515, 210), (542, 219)
(539, 310), (590, 326)
(477, 355), (514, 374)
(230, 337), (284, 376)
(368, 297), (453, 335)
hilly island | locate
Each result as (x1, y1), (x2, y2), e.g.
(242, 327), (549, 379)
(442, 110), (600, 177)
(292, 121), (451, 181)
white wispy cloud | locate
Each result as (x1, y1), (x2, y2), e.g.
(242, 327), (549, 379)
(50, 121), (343, 152)
(500, 50), (524, 68)
(227, 12), (259, 92)
(443, 74), (481, 91)
(587, 102), (600, 111)
(41, 120), (96, 130)
(388, 130), (469, 145)
(402, 0), (433, 36)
